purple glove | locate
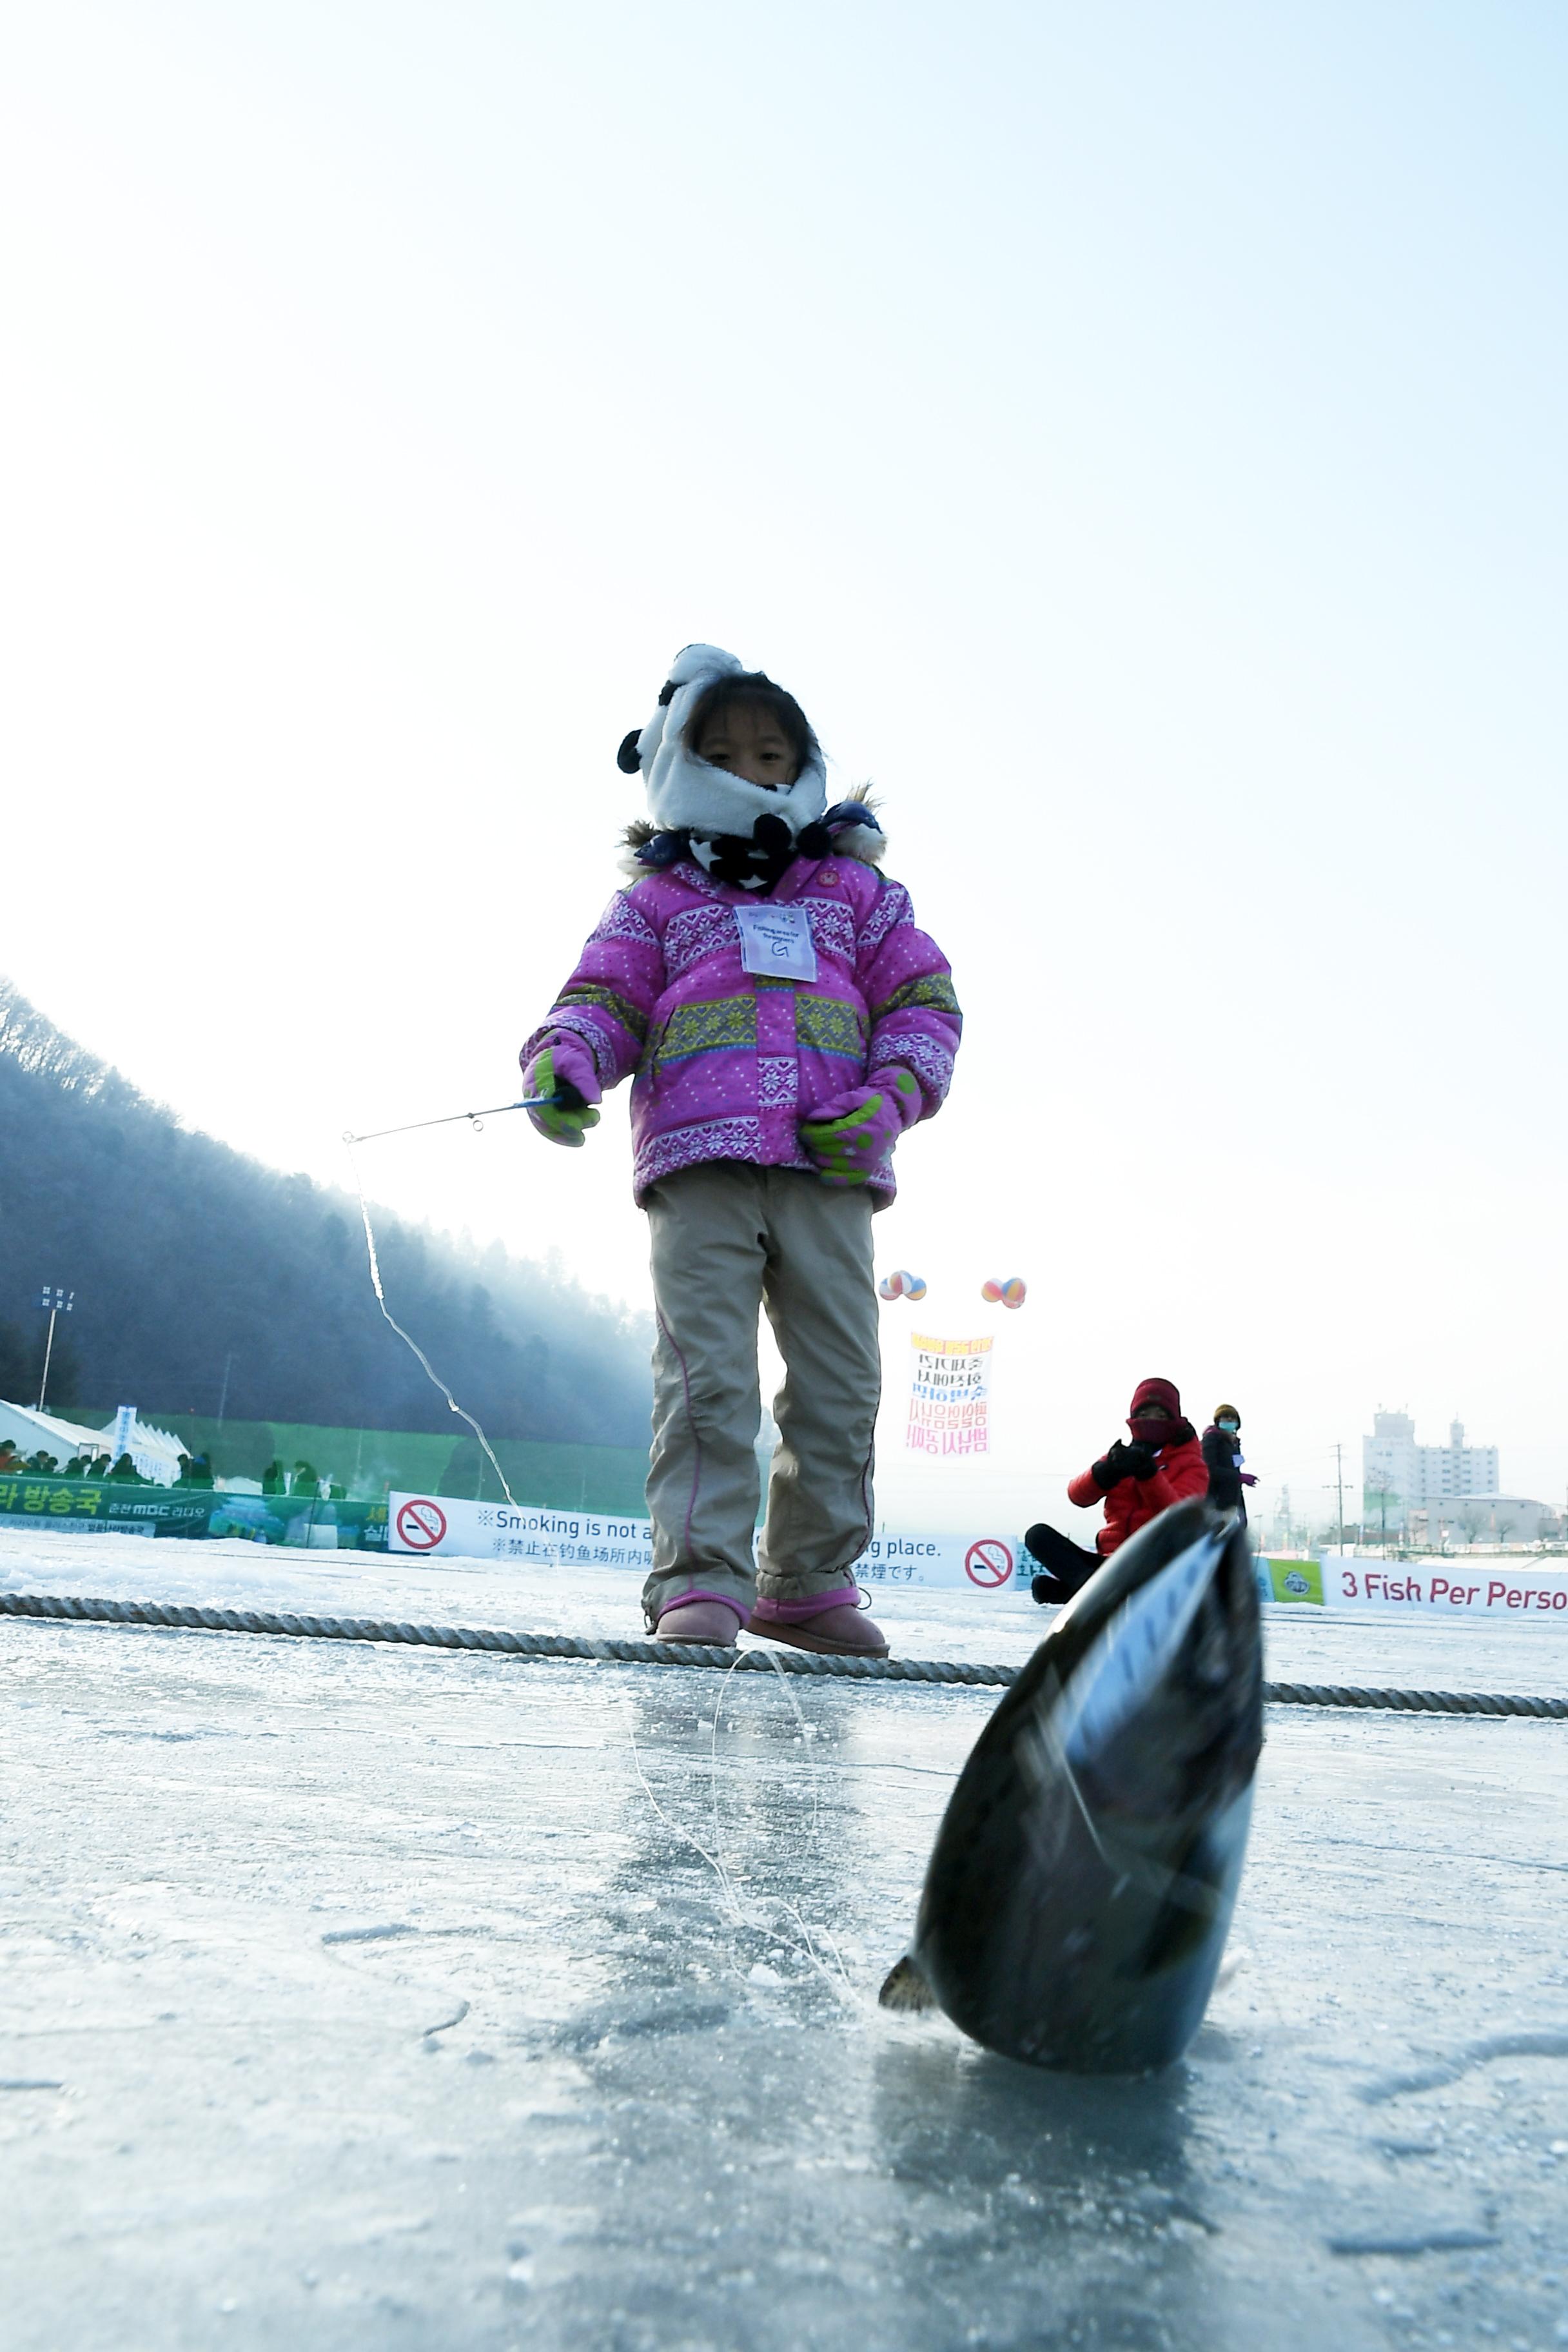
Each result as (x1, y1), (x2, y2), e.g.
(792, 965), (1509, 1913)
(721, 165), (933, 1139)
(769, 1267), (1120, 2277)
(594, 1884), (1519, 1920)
(520, 1035), (602, 1148)
(799, 1069), (921, 1188)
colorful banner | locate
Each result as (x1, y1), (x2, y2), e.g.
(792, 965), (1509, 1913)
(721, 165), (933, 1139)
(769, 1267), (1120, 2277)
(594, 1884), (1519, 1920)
(906, 1331), (993, 1458)
(1256, 1556), (1326, 1605)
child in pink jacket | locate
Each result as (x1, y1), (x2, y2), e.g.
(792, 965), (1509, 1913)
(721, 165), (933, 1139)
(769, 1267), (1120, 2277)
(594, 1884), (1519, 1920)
(520, 645), (961, 1656)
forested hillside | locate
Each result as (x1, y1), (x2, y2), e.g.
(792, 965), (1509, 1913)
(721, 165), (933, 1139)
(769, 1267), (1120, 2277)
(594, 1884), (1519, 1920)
(0, 980), (651, 1443)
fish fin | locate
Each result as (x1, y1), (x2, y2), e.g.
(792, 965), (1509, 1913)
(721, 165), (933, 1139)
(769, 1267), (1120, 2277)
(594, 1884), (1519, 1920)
(878, 1954), (936, 2013)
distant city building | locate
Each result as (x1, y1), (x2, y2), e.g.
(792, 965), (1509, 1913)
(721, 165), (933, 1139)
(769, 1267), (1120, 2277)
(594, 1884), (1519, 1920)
(1362, 1411), (1499, 1531)
(1408, 1496), (1555, 1548)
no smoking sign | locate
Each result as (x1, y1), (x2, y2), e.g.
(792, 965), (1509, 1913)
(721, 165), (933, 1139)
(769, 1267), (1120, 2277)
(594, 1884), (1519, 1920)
(964, 1538), (1013, 1588)
(395, 1497), (447, 1552)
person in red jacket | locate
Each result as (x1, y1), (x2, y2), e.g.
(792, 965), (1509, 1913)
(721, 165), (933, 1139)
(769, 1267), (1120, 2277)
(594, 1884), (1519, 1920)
(1024, 1376), (1208, 1605)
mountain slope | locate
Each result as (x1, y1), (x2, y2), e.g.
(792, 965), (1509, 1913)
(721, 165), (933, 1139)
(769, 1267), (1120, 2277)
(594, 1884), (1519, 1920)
(0, 979), (651, 1443)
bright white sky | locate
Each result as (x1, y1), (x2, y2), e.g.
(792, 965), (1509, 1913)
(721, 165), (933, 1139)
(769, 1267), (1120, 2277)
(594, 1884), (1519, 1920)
(3, 1), (1565, 1536)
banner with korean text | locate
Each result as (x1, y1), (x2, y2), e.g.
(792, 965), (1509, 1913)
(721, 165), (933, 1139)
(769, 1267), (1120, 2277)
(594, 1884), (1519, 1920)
(905, 1332), (992, 1458)
(0, 1471), (389, 1547)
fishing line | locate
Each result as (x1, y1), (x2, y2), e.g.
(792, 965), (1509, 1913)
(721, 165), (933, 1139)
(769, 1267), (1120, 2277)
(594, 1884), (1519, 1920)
(625, 1705), (747, 1925)
(342, 1134), (518, 1509)
(623, 1655), (854, 2007)
(756, 1644), (822, 1846)
(709, 1645), (853, 1997)
(625, 1692), (850, 2008)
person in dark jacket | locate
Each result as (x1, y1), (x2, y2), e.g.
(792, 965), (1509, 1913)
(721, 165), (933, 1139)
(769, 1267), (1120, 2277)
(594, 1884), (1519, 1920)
(1200, 1403), (1257, 1524)
(1026, 1376), (1208, 1604)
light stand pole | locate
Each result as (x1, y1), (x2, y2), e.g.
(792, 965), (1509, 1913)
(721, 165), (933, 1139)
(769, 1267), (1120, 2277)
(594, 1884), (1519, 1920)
(36, 1287), (75, 1414)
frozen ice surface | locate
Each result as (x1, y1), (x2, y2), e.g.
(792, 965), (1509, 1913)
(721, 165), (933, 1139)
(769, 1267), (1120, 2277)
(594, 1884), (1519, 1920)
(2, 1531), (1566, 2351)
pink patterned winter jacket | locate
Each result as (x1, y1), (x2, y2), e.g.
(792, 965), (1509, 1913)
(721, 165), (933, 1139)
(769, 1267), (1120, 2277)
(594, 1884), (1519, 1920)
(523, 847), (961, 1204)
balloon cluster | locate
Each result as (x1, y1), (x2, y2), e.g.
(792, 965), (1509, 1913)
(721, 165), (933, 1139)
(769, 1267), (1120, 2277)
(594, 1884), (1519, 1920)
(878, 1269), (928, 1302)
(981, 1277), (1028, 1309)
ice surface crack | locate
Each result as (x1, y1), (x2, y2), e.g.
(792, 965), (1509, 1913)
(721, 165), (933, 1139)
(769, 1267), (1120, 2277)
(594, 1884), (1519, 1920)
(1358, 2026), (1568, 2102)
(320, 1923), (420, 1945)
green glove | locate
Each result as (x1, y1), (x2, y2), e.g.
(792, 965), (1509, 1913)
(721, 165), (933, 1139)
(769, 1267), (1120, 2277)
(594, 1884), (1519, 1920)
(523, 1041), (602, 1150)
(799, 1072), (920, 1188)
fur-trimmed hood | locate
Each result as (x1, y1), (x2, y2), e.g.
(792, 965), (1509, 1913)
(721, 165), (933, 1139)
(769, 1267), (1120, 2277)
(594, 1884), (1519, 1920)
(617, 799), (887, 881)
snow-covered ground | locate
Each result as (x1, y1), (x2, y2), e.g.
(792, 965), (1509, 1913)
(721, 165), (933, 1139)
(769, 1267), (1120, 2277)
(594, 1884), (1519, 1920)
(2, 1527), (1565, 2351)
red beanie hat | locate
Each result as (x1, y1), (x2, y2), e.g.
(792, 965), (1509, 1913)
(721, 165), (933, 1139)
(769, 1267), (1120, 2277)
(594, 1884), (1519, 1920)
(1129, 1377), (1181, 1419)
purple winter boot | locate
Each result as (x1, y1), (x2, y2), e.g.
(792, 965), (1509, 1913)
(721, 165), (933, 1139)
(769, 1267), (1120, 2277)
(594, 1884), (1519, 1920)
(653, 1595), (744, 1647)
(747, 1585), (888, 1659)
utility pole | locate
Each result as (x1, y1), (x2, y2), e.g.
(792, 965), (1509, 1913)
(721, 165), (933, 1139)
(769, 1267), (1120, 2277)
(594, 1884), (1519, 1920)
(1322, 1446), (1348, 1554)
(217, 1351), (235, 1425)
(1335, 1442), (1346, 1554)
(36, 1286), (74, 1414)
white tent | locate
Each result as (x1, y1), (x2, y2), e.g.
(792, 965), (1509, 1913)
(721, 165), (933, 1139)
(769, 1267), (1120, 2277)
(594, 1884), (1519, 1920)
(0, 1399), (113, 1469)
(88, 1407), (186, 1485)
(0, 1399), (186, 1486)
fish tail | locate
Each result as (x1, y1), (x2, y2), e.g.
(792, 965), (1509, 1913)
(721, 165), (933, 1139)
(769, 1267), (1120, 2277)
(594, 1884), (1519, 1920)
(878, 1954), (936, 2013)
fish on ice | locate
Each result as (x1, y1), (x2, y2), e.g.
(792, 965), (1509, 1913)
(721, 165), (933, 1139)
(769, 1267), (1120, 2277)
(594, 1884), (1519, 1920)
(879, 1494), (1262, 2073)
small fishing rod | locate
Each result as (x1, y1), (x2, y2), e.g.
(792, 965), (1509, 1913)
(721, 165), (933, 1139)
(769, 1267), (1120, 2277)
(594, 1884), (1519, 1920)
(343, 1095), (560, 1146)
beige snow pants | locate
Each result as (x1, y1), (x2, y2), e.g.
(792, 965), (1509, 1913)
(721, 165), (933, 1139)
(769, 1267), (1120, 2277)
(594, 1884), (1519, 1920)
(640, 1162), (881, 1627)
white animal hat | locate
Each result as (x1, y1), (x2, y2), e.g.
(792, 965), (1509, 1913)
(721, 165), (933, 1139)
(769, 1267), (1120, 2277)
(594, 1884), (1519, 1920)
(616, 644), (828, 839)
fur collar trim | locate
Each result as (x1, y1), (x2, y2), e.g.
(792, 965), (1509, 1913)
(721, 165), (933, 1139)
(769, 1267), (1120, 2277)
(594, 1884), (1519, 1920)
(617, 799), (888, 883)
(627, 643), (829, 839)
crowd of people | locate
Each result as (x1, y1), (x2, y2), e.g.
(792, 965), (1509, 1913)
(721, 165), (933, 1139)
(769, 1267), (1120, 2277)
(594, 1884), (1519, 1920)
(0, 1441), (217, 1485)
(0, 1440), (118, 1479)
(0, 1441), (351, 1498)
(260, 1458), (345, 1500)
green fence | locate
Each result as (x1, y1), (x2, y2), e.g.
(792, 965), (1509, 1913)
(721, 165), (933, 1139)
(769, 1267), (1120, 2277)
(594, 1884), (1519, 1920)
(79, 1414), (651, 1513)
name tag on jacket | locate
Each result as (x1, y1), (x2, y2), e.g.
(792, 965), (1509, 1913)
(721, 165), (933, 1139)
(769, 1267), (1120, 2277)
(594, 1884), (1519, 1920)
(733, 903), (819, 984)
